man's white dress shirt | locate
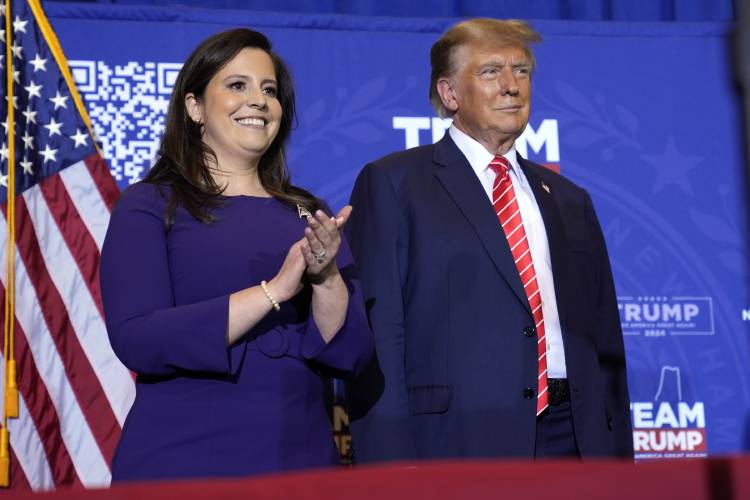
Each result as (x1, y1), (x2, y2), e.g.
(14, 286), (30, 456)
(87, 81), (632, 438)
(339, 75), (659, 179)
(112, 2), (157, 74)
(449, 125), (567, 378)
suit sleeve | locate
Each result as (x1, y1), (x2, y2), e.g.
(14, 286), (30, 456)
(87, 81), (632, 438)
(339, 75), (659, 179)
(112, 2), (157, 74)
(585, 192), (634, 458)
(345, 163), (417, 462)
(100, 184), (246, 377)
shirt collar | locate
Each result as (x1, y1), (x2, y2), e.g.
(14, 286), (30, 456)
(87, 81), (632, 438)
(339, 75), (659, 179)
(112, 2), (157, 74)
(448, 125), (521, 178)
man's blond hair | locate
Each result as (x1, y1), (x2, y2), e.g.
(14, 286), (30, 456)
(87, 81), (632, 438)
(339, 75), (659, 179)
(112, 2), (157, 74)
(429, 18), (542, 117)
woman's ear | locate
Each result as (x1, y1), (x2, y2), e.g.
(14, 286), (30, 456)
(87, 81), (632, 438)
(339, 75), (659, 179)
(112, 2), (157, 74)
(185, 93), (203, 124)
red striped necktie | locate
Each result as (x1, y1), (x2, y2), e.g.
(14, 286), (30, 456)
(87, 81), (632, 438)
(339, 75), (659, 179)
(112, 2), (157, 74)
(488, 155), (549, 416)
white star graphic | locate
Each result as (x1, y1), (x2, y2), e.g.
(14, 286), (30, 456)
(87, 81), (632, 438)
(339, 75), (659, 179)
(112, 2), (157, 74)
(24, 80), (42, 98)
(49, 91), (69, 110)
(11, 41), (22, 59)
(39, 144), (58, 163)
(29, 53), (47, 72)
(22, 106), (37, 124)
(0, 143), (8, 162)
(4, 95), (17, 109)
(13, 16), (28, 34)
(70, 128), (88, 148)
(21, 132), (33, 150)
(0, 53), (4, 69)
(44, 117), (63, 137)
(0, 174), (7, 188)
(20, 157), (33, 175)
(1, 117), (11, 135)
(0, 29), (4, 44)
(12, 69), (19, 84)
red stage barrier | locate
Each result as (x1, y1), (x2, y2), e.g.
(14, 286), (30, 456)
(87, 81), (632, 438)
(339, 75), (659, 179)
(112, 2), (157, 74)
(10, 456), (750, 499)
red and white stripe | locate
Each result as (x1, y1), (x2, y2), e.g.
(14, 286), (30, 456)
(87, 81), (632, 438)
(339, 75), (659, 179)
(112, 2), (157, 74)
(489, 156), (549, 416)
(0, 156), (134, 490)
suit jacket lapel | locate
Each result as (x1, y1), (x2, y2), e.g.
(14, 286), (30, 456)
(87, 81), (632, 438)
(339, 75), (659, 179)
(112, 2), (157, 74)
(432, 135), (531, 315)
(518, 155), (569, 332)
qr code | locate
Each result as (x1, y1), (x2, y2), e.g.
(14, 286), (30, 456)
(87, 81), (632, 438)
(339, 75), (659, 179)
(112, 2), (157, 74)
(69, 60), (182, 184)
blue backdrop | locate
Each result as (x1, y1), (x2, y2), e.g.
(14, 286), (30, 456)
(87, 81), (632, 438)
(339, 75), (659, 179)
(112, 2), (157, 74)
(44, 2), (750, 459)
(46, 0), (737, 22)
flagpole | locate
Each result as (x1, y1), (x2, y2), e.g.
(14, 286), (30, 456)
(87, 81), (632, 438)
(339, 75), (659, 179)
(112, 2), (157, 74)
(1, 0), (18, 487)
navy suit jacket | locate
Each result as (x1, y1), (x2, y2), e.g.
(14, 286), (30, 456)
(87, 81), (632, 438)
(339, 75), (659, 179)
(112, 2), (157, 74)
(345, 134), (633, 461)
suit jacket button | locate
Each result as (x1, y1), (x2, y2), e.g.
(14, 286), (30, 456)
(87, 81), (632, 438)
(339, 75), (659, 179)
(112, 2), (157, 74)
(523, 326), (535, 337)
(523, 387), (535, 400)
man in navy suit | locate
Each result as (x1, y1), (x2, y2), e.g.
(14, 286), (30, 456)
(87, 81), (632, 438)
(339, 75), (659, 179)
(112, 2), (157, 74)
(346, 18), (633, 461)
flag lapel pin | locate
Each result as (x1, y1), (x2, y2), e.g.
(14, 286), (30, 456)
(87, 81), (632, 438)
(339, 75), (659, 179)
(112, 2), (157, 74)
(297, 204), (313, 220)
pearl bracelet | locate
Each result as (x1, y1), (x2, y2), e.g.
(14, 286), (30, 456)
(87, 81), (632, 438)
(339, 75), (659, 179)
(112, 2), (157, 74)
(260, 280), (281, 312)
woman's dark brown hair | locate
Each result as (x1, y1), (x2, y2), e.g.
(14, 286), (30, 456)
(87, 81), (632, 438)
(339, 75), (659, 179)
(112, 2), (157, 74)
(143, 28), (319, 228)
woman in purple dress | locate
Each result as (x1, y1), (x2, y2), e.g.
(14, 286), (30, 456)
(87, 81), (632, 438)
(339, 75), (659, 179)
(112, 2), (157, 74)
(99, 28), (373, 482)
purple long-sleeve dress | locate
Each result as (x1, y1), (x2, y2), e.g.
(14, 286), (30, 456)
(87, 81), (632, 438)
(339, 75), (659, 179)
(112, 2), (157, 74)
(100, 182), (373, 482)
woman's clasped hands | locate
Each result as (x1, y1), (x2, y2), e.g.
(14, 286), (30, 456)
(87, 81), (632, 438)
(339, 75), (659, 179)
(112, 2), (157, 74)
(266, 205), (352, 304)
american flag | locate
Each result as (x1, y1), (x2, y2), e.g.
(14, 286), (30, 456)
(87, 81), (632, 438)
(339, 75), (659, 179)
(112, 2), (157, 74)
(1, 0), (134, 490)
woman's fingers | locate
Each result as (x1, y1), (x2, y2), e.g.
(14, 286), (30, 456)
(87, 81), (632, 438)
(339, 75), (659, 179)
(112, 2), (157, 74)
(300, 241), (317, 267)
(308, 210), (337, 246)
(301, 208), (349, 278)
(334, 205), (352, 229)
(270, 239), (307, 302)
(290, 239), (307, 271)
(304, 227), (325, 259)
